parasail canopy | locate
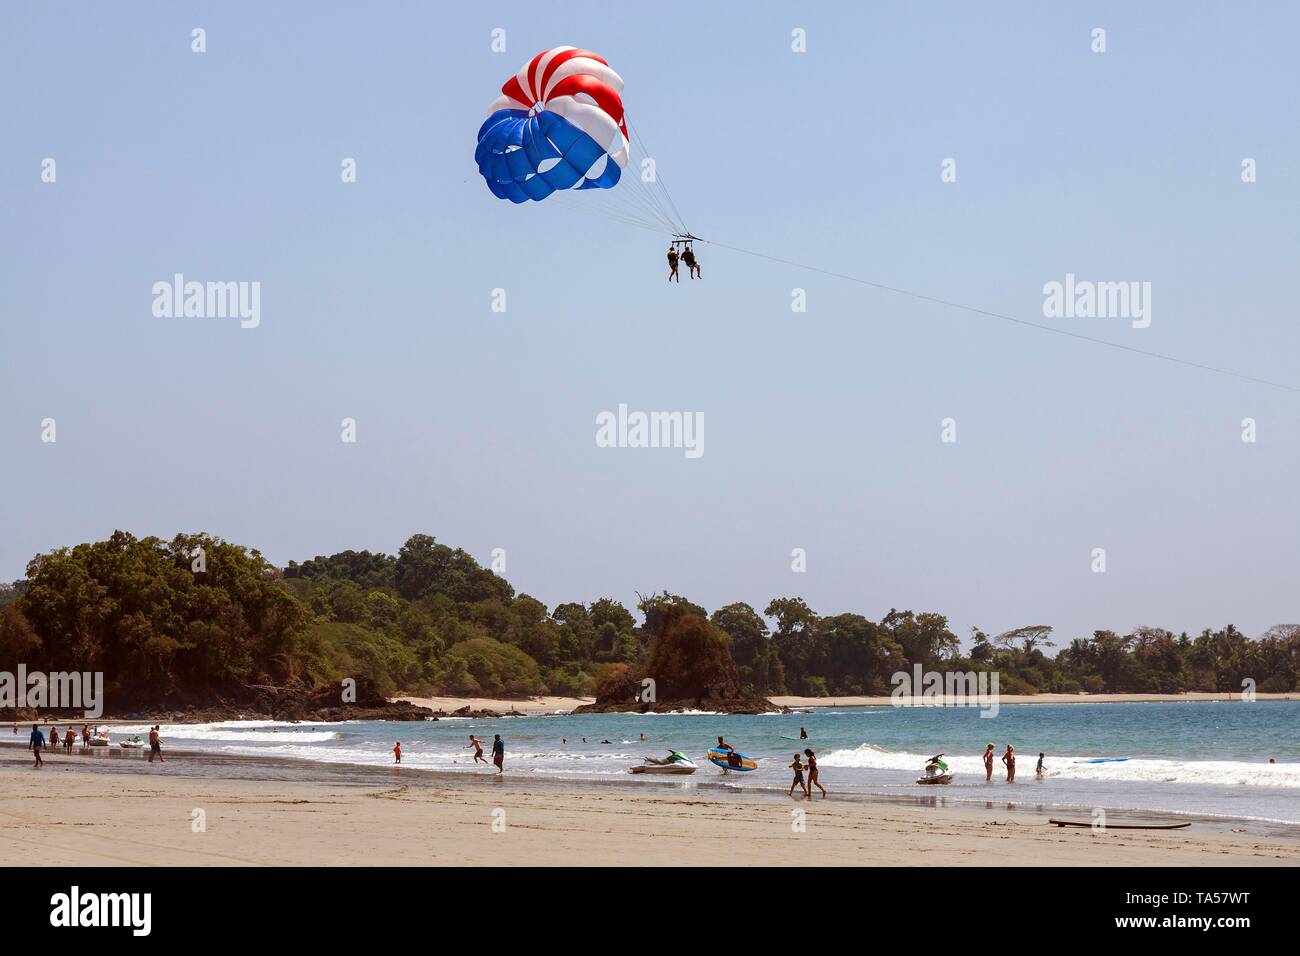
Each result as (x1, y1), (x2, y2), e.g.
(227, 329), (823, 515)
(475, 47), (630, 204)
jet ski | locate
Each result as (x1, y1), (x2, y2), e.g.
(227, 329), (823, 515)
(917, 753), (953, 785)
(629, 750), (697, 775)
(87, 731), (111, 747)
(119, 735), (145, 749)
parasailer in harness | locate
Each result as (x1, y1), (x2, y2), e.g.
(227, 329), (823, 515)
(667, 244), (680, 282)
(681, 242), (700, 279)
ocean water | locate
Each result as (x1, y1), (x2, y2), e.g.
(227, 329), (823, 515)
(111, 700), (1300, 826)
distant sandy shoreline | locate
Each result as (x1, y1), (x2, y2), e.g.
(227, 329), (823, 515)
(2, 692), (1291, 730)
(392, 691), (1296, 715)
(772, 691), (1298, 709)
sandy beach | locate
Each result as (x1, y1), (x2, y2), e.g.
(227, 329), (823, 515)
(389, 692), (1298, 716)
(773, 692), (1299, 709)
(2, 753), (1296, 867)
(397, 695), (594, 715)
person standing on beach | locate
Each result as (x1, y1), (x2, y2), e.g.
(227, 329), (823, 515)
(63, 727), (75, 752)
(393, 742), (402, 764)
(49, 725), (59, 752)
(491, 734), (505, 773)
(148, 725), (164, 764)
(81, 724), (90, 749)
(788, 753), (807, 797)
(983, 743), (995, 781)
(30, 724), (45, 768)
(465, 735), (488, 765)
(1035, 752), (1046, 777)
(803, 749), (827, 799)
(1001, 744), (1015, 782)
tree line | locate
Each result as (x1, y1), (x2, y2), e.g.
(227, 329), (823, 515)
(0, 531), (1295, 706)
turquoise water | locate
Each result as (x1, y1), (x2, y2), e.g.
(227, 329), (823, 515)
(119, 700), (1300, 825)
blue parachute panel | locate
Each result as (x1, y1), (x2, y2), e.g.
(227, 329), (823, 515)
(475, 109), (620, 203)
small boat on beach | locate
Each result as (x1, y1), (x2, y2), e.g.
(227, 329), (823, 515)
(87, 731), (111, 747)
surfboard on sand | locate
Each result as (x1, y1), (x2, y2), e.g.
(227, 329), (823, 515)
(1049, 819), (1190, 829)
(707, 748), (758, 772)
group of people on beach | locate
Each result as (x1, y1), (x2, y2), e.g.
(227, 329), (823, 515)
(983, 743), (1046, 782)
(25, 722), (164, 767)
(391, 734), (506, 773)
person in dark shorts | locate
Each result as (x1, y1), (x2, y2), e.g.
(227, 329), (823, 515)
(492, 734), (505, 773)
(1035, 752), (1046, 777)
(666, 245), (680, 282)
(466, 735), (489, 765)
(30, 724), (45, 768)
(681, 243), (701, 279)
(148, 725), (165, 764)
(788, 753), (806, 797)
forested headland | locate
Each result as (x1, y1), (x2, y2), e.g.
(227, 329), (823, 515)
(0, 530), (1295, 715)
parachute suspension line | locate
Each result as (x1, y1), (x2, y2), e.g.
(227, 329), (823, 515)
(697, 237), (1300, 394)
(549, 193), (679, 235)
(628, 121), (690, 237)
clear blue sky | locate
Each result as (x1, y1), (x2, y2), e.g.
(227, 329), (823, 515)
(3, 1), (1297, 646)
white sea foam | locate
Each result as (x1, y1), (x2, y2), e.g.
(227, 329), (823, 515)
(819, 743), (1300, 787)
(115, 721), (343, 743)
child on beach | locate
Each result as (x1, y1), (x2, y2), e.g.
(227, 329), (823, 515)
(788, 753), (806, 797)
(804, 749), (827, 799)
(30, 724), (44, 767)
(393, 742), (402, 764)
(1036, 752), (1046, 776)
(983, 743), (995, 781)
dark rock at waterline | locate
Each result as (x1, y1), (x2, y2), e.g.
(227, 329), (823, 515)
(572, 697), (787, 716)
(41, 677), (440, 723)
(427, 705), (528, 719)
